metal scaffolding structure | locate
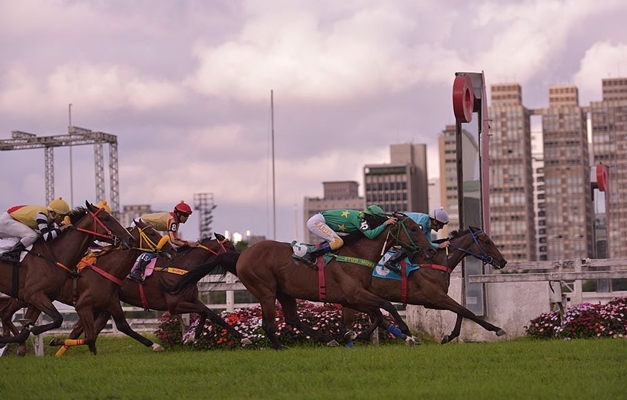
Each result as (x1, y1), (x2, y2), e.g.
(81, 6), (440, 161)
(193, 192), (217, 239)
(0, 126), (119, 214)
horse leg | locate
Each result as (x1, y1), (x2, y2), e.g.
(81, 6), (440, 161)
(345, 288), (412, 337)
(339, 307), (358, 341)
(0, 298), (29, 356)
(427, 295), (507, 343)
(442, 314), (464, 344)
(179, 299), (252, 346)
(0, 294), (63, 345)
(108, 302), (163, 352)
(276, 293), (337, 347)
(50, 306), (99, 356)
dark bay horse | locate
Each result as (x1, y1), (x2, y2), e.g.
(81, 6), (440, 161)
(0, 201), (135, 346)
(2, 219), (176, 356)
(56, 234), (252, 350)
(343, 226), (508, 344)
(168, 214), (436, 349)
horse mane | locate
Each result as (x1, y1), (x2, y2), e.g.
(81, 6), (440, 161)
(66, 207), (88, 225)
(449, 228), (471, 240)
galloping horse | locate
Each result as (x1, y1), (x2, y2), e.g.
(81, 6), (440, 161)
(168, 213), (436, 349)
(0, 201), (135, 346)
(2, 219), (176, 356)
(343, 226), (508, 344)
(57, 234), (252, 349)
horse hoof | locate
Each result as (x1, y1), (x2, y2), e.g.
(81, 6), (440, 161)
(17, 348), (27, 357)
(441, 335), (450, 344)
(49, 338), (60, 346)
(405, 336), (420, 346)
(344, 330), (357, 341)
(496, 329), (507, 337)
(151, 343), (164, 352)
(241, 338), (252, 346)
(326, 340), (340, 347)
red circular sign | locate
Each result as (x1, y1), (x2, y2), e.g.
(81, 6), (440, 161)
(452, 75), (475, 123)
(596, 164), (609, 192)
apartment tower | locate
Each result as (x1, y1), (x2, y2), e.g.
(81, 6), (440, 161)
(542, 85), (594, 259)
(590, 77), (627, 258)
(488, 83), (536, 261)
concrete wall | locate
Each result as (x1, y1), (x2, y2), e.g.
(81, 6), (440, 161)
(406, 277), (552, 342)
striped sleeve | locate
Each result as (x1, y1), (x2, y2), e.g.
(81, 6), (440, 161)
(36, 212), (61, 241)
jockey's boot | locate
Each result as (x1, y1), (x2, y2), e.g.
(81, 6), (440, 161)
(0, 241), (26, 264)
(129, 253), (151, 283)
(301, 242), (332, 266)
(384, 248), (407, 272)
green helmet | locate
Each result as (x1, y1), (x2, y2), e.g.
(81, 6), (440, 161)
(363, 204), (386, 217)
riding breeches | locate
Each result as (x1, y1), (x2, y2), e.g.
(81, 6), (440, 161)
(306, 213), (344, 250)
(0, 212), (39, 247)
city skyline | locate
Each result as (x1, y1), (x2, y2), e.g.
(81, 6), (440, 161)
(1, 0), (625, 242)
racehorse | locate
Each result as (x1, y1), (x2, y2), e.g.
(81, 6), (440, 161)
(0, 201), (135, 347)
(2, 219), (176, 356)
(167, 213), (437, 349)
(342, 226), (508, 344)
(53, 233), (252, 351)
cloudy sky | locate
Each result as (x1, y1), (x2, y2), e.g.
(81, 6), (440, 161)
(0, 0), (625, 242)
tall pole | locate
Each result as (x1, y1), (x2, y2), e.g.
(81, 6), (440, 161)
(271, 90), (276, 240)
(68, 103), (74, 207)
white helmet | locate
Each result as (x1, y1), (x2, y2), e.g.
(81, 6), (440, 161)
(430, 207), (449, 224)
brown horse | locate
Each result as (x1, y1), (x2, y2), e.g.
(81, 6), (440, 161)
(342, 226), (508, 344)
(2, 219), (176, 356)
(167, 213), (436, 349)
(0, 201), (135, 347)
(53, 233), (252, 351)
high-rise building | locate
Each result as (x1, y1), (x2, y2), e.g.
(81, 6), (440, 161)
(363, 143), (429, 214)
(542, 85), (594, 259)
(590, 77), (627, 258)
(488, 83), (536, 261)
(302, 181), (364, 244)
(437, 125), (478, 234)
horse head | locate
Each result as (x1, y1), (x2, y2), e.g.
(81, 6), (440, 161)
(131, 219), (177, 260)
(390, 212), (437, 258)
(83, 201), (136, 249)
(460, 226), (507, 269)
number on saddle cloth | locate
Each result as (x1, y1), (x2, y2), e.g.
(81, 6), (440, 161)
(290, 241), (333, 266)
(374, 251), (420, 280)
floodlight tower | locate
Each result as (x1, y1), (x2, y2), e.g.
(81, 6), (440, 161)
(193, 192), (217, 239)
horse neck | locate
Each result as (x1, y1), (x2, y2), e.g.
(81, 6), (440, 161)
(343, 231), (391, 261)
(44, 214), (98, 269)
(170, 239), (224, 270)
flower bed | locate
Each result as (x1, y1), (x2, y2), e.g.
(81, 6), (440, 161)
(525, 297), (627, 339)
(155, 300), (398, 349)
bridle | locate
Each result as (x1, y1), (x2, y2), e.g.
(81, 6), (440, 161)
(75, 207), (122, 247)
(449, 228), (501, 268)
(385, 216), (433, 258)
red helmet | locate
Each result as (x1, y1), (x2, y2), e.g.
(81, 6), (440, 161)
(174, 201), (192, 215)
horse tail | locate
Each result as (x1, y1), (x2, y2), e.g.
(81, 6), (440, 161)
(165, 251), (240, 294)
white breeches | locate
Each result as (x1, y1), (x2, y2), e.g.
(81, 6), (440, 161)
(0, 212), (39, 247)
(306, 213), (344, 250)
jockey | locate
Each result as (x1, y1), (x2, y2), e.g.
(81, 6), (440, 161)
(129, 200), (198, 282)
(0, 197), (72, 263)
(302, 204), (398, 265)
(384, 206), (451, 271)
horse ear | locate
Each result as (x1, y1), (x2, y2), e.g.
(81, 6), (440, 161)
(86, 200), (95, 210)
(214, 233), (225, 240)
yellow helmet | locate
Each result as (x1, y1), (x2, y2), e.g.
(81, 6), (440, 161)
(47, 197), (70, 214)
(96, 200), (112, 213)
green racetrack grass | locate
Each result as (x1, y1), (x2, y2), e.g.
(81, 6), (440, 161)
(0, 335), (625, 400)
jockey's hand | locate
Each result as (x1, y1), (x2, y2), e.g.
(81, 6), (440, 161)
(186, 241), (199, 248)
(438, 240), (450, 249)
(385, 217), (398, 225)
